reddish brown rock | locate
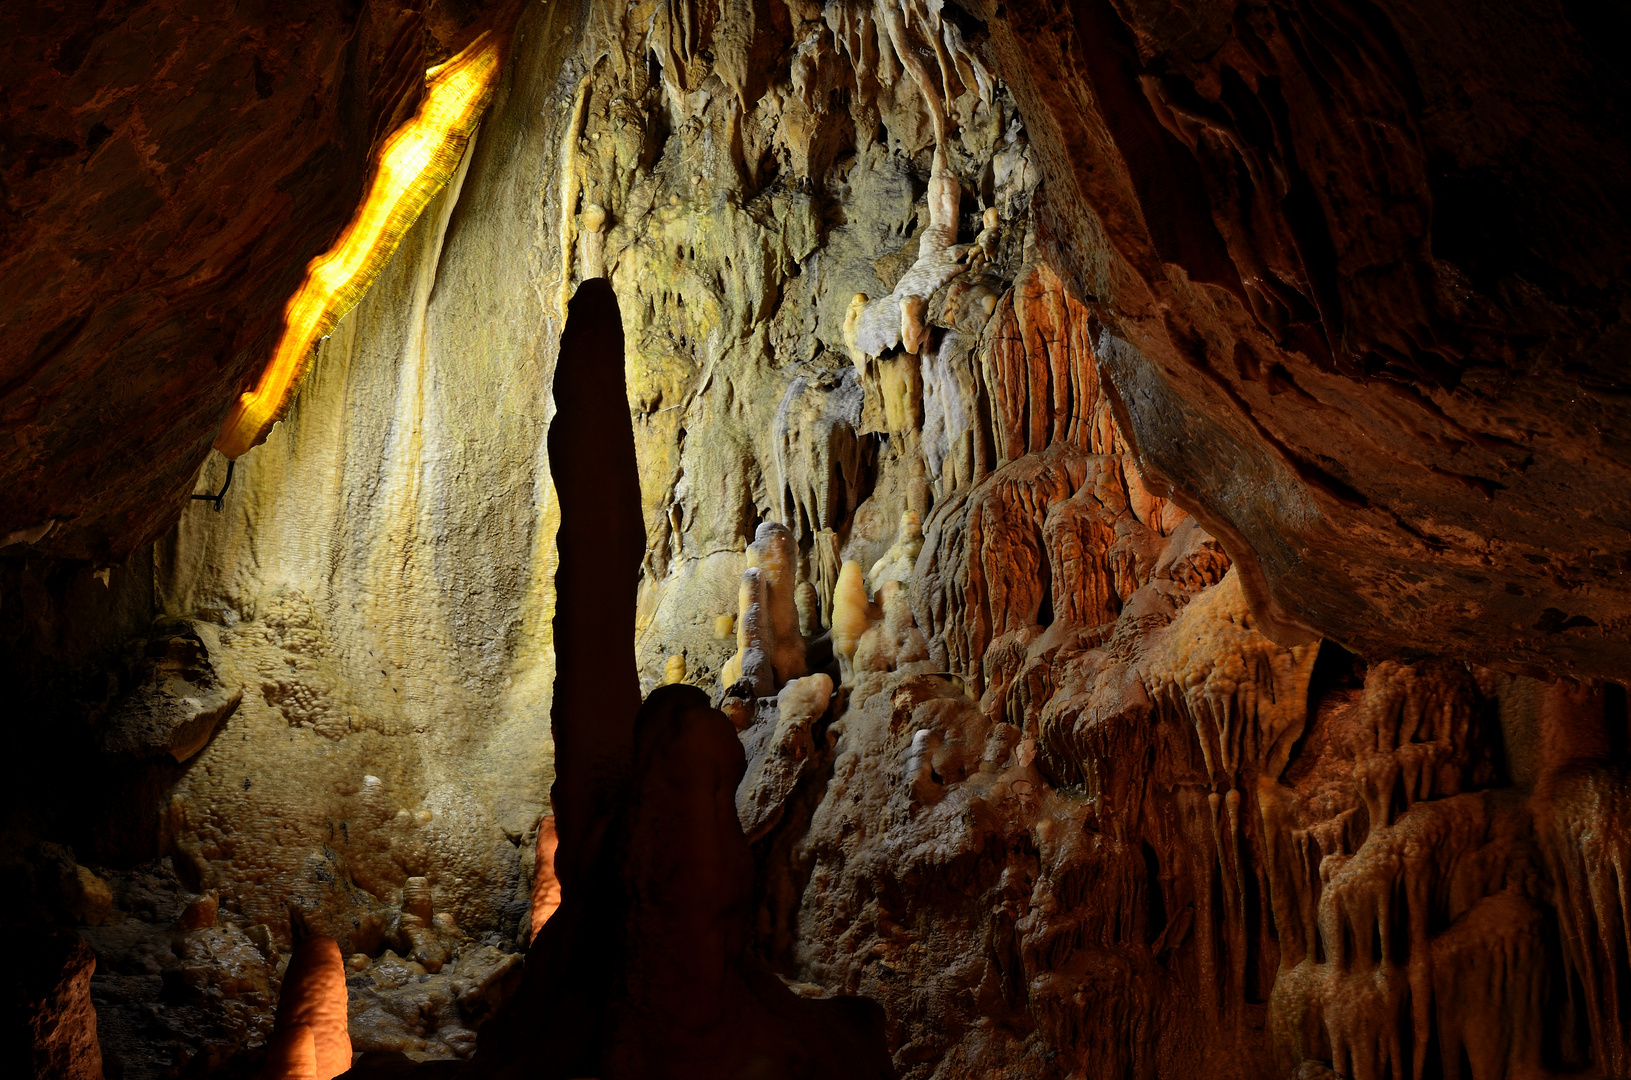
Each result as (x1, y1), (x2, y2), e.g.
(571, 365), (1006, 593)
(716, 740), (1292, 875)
(0, 1), (517, 563)
(15, 933), (102, 1080)
(981, 261), (1104, 465)
(529, 816), (561, 942)
(267, 935), (351, 1080)
(981, 0), (1631, 677)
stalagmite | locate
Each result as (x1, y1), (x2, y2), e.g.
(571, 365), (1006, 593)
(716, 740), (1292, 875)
(721, 566), (774, 699)
(747, 522), (806, 685)
(264, 936), (350, 1080)
(263, 1026), (316, 1080)
(831, 561), (879, 686)
(547, 277), (645, 894)
(400, 875), (449, 971)
(581, 202), (608, 279)
(844, 292), (871, 374)
(965, 207), (1001, 272)
(869, 509), (925, 592)
(878, 355), (921, 435)
(530, 816), (561, 942)
(852, 581), (931, 700)
(796, 580), (821, 637)
(19, 1), (1631, 1077)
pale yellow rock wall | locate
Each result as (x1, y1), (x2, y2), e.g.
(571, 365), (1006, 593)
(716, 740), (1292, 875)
(151, 0), (598, 948)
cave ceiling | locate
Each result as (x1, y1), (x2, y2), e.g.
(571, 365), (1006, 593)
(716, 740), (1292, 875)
(0, 0), (519, 563)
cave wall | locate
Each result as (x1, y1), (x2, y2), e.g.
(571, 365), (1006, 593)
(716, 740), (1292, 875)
(0, 0), (518, 564)
(6, 1), (1631, 1079)
(456, 3), (1629, 1078)
(154, 139), (543, 952)
(3, 4), (588, 1073)
(977, 0), (1631, 677)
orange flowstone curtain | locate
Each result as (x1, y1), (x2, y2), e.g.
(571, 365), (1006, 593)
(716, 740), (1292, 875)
(216, 33), (504, 459)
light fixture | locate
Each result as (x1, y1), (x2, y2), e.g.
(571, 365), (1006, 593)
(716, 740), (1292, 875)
(215, 33), (504, 459)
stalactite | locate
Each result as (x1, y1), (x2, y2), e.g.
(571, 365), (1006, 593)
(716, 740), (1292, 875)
(1144, 570), (1320, 788)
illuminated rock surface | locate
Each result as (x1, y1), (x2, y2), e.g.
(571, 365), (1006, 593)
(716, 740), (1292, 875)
(3, 1), (1631, 1079)
(265, 936), (351, 1080)
(0, 1), (521, 562)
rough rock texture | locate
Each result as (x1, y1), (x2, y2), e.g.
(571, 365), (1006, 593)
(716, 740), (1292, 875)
(0, 0), (519, 562)
(463, 5), (1630, 1077)
(475, 685), (893, 1080)
(266, 936), (351, 1080)
(7, 1), (1631, 1079)
(3, 5), (584, 1068)
(977, 0), (1631, 676)
(120, 128), (551, 1051)
(99, 619), (242, 763)
(469, 271), (889, 1079)
(71, 859), (515, 1078)
(12, 932), (102, 1080)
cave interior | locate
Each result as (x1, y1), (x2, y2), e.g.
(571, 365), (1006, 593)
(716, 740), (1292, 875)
(4, 1), (1631, 1079)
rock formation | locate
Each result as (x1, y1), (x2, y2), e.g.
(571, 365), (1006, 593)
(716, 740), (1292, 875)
(264, 936), (351, 1080)
(4, 1), (1631, 1079)
(0, 0), (523, 562)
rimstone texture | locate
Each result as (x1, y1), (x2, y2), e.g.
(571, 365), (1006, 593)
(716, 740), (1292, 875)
(3, 1), (1631, 1079)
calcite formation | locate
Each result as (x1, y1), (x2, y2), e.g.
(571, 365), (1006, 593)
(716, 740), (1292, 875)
(264, 936), (351, 1080)
(215, 33), (507, 459)
(977, 0), (1631, 677)
(0, 0), (522, 561)
(97, 619), (241, 764)
(5, 1), (1631, 1079)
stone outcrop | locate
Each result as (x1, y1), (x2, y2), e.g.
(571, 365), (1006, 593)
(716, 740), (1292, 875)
(13, 933), (102, 1080)
(979, 0), (1631, 678)
(98, 619), (240, 763)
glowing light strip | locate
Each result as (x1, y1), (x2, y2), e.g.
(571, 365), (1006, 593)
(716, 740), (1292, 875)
(216, 33), (504, 459)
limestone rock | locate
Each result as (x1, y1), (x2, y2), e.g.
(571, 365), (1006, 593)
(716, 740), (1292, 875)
(529, 817), (561, 942)
(100, 619), (240, 762)
(830, 561), (878, 685)
(0, 1), (522, 561)
(984, 0), (1631, 676)
(737, 673), (834, 842)
(266, 935), (351, 1080)
(17, 933), (102, 1080)
(12, 2), (1631, 1078)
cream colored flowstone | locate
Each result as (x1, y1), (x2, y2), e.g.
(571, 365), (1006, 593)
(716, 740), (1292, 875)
(217, 35), (504, 459)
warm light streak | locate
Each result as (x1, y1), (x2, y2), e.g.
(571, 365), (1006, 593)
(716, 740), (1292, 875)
(216, 34), (504, 458)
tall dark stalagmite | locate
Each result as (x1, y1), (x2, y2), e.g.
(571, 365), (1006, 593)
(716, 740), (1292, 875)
(474, 280), (891, 1080)
(478, 278), (646, 1077)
